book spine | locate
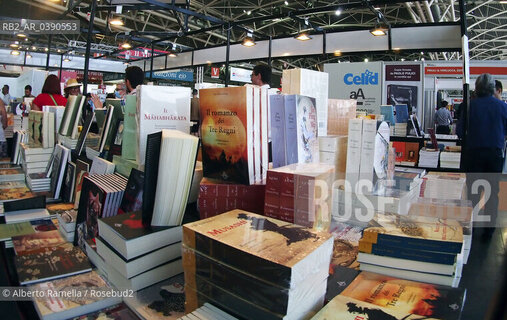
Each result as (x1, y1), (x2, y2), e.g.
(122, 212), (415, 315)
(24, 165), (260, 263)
(260, 87), (269, 182)
(345, 119), (363, 191)
(253, 87), (261, 183)
(362, 232), (463, 254)
(359, 119), (377, 182)
(358, 240), (456, 265)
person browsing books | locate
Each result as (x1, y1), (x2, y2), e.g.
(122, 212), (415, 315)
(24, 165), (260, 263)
(32, 75), (67, 111)
(64, 78), (81, 99)
(250, 64), (271, 88)
(457, 73), (507, 238)
(434, 100), (453, 134)
(125, 66), (145, 95)
(1, 85), (11, 106)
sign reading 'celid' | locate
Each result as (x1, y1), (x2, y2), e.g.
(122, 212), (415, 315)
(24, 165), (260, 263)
(344, 69), (379, 85)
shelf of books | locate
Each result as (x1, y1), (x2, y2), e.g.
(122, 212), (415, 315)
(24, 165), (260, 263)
(0, 73), (502, 320)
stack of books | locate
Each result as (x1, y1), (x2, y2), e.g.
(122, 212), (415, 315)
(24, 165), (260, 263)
(12, 130), (28, 165)
(57, 208), (77, 242)
(393, 105), (409, 137)
(420, 172), (466, 200)
(183, 303), (238, 320)
(314, 271), (466, 320)
(200, 86), (268, 185)
(318, 135), (348, 181)
(59, 134), (78, 150)
(393, 122), (408, 137)
(26, 172), (51, 192)
(12, 114), (23, 131)
(93, 211), (183, 291)
(264, 163), (334, 228)
(358, 212), (464, 287)
(327, 99), (357, 136)
(20, 143), (53, 175)
(28, 110), (55, 148)
(182, 210), (333, 319)
(0, 218), (55, 248)
(198, 178), (265, 219)
(440, 151), (461, 168)
(269, 93), (319, 168)
(0, 166), (25, 183)
(418, 148), (440, 168)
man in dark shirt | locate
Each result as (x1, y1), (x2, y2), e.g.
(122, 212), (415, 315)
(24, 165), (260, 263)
(458, 73), (507, 238)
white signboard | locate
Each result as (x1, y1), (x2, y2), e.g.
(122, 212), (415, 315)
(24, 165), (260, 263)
(324, 62), (383, 115)
(230, 67), (252, 83)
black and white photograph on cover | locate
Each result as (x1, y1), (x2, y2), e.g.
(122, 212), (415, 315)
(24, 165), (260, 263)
(387, 84), (418, 113)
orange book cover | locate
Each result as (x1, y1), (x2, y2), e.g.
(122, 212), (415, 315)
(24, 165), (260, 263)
(199, 87), (252, 185)
(392, 141), (406, 163)
(338, 271), (465, 319)
(405, 142), (420, 164)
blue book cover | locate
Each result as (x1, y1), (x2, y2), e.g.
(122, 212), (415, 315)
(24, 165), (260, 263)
(394, 104), (409, 123)
(269, 95), (286, 168)
(380, 105), (395, 124)
(360, 241), (457, 265)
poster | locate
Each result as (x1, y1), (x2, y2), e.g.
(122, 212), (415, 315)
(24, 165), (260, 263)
(324, 62), (383, 115)
(383, 63), (422, 115)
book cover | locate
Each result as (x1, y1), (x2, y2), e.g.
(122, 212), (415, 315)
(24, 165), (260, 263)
(405, 142), (420, 164)
(46, 202), (75, 216)
(124, 274), (185, 320)
(388, 84), (418, 115)
(75, 111), (94, 156)
(288, 95), (318, 164)
(0, 221), (35, 240)
(123, 95), (138, 160)
(325, 265), (361, 302)
(380, 105), (395, 125)
(15, 244), (91, 285)
(392, 141), (406, 163)
(73, 303), (140, 320)
(49, 144), (70, 199)
(12, 230), (66, 255)
(118, 168), (144, 215)
(362, 213), (463, 254)
(269, 94), (286, 168)
(183, 209), (333, 288)
(73, 158), (91, 208)
(394, 104), (409, 123)
(339, 271), (465, 320)
(199, 87), (253, 185)
(330, 222), (364, 270)
(31, 271), (118, 319)
(142, 131), (162, 226)
(136, 85), (191, 166)
(62, 161), (76, 203)
(100, 211), (175, 241)
(74, 177), (107, 251)
(0, 187), (34, 202)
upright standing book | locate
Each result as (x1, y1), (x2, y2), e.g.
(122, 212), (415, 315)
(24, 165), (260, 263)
(136, 85), (190, 166)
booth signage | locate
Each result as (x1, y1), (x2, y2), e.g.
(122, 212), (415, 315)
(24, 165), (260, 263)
(211, 67), (220, 78)
(230, 67), (252, 83)
(385, 65), (420, 81)
(148, 70), (194, 82)
(425, 66), (507, 76)
(324, 62), (383, 114)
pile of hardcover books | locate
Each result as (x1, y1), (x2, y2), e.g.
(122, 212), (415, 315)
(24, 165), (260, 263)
(182, 210), (334, 320)
(440, 150), (461, 169)
(357, 212), (464, 287)
(92, 211), (183, 291)
(20, 141), (53, 176)
(264, 163), (334, 228)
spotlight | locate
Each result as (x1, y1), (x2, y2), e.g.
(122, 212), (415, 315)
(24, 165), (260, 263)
(11, 50), (20, 56)
(109, 16), (124, 26)
(242, 35), (256, 47)
(121, 42), (132, 49)
(295, 32), (312, 41)
(335, 9), (342, 16)
(370, 26), (387, 36)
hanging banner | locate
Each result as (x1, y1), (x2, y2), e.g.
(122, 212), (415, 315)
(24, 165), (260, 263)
(211, 67), (220, 79)
(383, 63), (422, 114)
(147, 70), (194, 82)
(324, 62), (383, 114)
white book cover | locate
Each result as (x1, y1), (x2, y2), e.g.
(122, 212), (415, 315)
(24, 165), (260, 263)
(136, 85), (191, 166)
(345, 119), (363, 191)
(260, 87), (269, 181)
(296, 95), (319, 163)
(89, 156), (116, 175)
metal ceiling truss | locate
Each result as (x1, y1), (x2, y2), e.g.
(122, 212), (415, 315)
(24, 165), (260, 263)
(1, 0), (506, 66)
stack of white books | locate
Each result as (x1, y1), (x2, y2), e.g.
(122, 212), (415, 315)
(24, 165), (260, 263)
(58, 134), (78, 150)
(393, 123), (407, 137)
(440, 151), (461, 169)
(20, 143), (53, 175)
(418, 148), (440, 168)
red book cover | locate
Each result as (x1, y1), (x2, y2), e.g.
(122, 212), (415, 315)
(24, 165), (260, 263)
(266, 170), (282, 195)
(392, 141), (406, 163)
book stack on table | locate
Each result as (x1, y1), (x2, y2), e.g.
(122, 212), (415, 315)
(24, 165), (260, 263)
(182, 210), (334, 320)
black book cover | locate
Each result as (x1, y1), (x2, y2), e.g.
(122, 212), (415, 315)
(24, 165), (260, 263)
(15, 244), (91, 285)
(74, 177), (106, 251)
(3, 195), (46, 212)
(118, 168), (144, 215)
(325, 265), (361, 303)
(142, 131), (162, 226)
(106, 119), (124, 161)
(104, 104), (124, 153)
(100, 211), (172, 241)
(61, 161), (76, 203)
(75, 111), (95, 156)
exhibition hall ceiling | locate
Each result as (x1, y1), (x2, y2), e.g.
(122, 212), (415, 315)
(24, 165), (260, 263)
(0, 0), (506, 70)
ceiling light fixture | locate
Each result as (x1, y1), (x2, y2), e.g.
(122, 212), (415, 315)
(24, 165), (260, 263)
(45, 48), (49, 51)
(10, 41), (19, 48)
(121, 41), (132, 49)
(370, 26), (387, 36)
(284, 1), (289, 5)
(333, 50), (342, 56)
(364, 58), (369, 62)
(242, 32), (256, 47)
(295, 32), (312, 41)
(11, 50), (20, 56)
(168, 52), (177, 57)
(109, 15), (124, 26)
(26, 53), (32, 59)
(16, 33), (26, 38)
(31, 46), (37, 50)
(335, 9), (342, 16)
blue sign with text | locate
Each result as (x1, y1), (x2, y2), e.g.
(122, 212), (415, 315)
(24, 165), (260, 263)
(146, 70), (194, 82)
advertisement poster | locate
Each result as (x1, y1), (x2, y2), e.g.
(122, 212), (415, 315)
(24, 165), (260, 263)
(383, 63), (422, 115)
(324, 62), (383, 115)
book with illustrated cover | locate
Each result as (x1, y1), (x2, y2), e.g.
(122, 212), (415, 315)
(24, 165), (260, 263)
(284, 94), (318, 164)
(335, 271), (466, 320)
(73, 303), (140, 320)
(329, 221), (364, 270)
(46, 202), (75, 216)
(183, 210), (333, 288)
(199, 86), (254, 185)
(118, 168), (144, 215)
(124, 273), (185, 320)
(73, 158), (91, 208)
(15, 243), (92, 285)
(136, 85), (190, 166)
(0, 180), (25, 189)
(325, 265), (361, 302)
(75, 111), (94, 156)
(0, 221), (35, 241)
(12, 229), (66, 255)
(0, 167), (25, 182)
(61, 161), (76, 203)
(269, 94), (286, 168)
(361, 212), (463, 254)
(0, 187), (34, 203)
(31, 271), (122, 320)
